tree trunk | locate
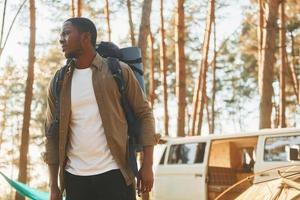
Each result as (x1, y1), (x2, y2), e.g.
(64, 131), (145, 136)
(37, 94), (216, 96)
(274, 103), (279, 127)
(211, 15), (216, 134)
(191, 65), (203, 136)
(259, 0), (279, 129)
(289, 32), (299, 102)
(159, 0), (169, 136)
(70, 0), (75, 17)
(272, 93), (279, 127)
(148, 30), (155, 107)
(205, 95), (212, 134)
(137, 0), (152, 69)
(279, 1), (286, 128)
(138, 1), (153, 198)
(191, 0), (214, 135)
(104, 0), (111, 41)
(175, 0), (186, 137)
(257, 0), (264, 70)
(15, 0), (35, 199)
(0, 0), (7, 48)
(77, 0), (81, 17)
(127, 0), (136, 46)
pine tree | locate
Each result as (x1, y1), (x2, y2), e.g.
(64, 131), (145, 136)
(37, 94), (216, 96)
(175, 0), (186, 136)
(279, 0), (286, 127)
(104, 0), (111, 41)
(77, 0), (82, 17)
(191, 0), (215, 135)
(148, 30), (156, 107)
(127, 0), (136, 46)
(159, 0), (169, 136)
(137, 0), (152, 68)
(259, 0), (280, 129)
(15, 0), (36, 199)
(70, 0), (75, 17)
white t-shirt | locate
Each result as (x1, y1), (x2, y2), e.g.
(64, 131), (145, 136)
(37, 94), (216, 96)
(65, 67), (119, 176)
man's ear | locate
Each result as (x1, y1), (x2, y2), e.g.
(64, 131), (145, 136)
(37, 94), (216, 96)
(81, 32), (92, 45)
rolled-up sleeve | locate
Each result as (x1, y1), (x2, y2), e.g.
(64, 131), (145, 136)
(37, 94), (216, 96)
(121, 62), (157, 147)
(43, 75), (59, 165)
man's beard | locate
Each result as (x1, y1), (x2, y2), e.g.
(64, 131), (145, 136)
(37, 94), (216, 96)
(65, 47), (83, 59)
(65, 52), (78, 59)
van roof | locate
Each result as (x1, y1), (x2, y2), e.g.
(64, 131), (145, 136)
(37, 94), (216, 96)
(159, 127), (300, 143)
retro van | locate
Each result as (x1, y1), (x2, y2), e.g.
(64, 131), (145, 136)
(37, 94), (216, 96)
(153, 128), (300, 200)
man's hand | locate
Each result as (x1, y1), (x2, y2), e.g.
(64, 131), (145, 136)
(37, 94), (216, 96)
(48, 164), (60, 200)
(137, 162), (154, 196)
(49, 185), (61, 200)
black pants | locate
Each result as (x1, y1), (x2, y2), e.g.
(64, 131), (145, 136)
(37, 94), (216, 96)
(65, 169), (136, 200)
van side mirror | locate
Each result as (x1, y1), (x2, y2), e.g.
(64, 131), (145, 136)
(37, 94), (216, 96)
(289, 148), (300, 161)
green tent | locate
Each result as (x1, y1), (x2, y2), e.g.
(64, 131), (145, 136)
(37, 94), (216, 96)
(0, 171), (65, 200)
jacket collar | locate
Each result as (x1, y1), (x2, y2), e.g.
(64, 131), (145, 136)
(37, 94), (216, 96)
(90, 53), (104, 71)
(67, 53), (104, 72)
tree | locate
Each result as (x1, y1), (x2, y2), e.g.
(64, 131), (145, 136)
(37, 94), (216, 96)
(259, 0), (280, 129)
(230, 0), (300, 129)
(175, 0), (186, 137)
(77, 0), (82, 17)
(15, 0), (36, 199)
(191, 0), (214, 135)
(257, 0), (264, 73)
(279, 0), (286, 127)
(104, 0), (111, 41)
(137, 1), (153, 199)
(137, 0), (152, 68)
(159, 0), (169, 136)
(0, 0), (7, 49)
(148, 30), (156, 107)
(287, 20), (299, 102)
(211, 13), (216, 134)
(70, 0), (75, 17)
(127, 0), (136, 46)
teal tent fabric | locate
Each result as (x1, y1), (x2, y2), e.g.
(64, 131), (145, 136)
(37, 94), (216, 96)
(0, 171), (65, 200)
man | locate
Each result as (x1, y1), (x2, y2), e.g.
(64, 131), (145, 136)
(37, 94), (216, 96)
(44, 17), (156, 200)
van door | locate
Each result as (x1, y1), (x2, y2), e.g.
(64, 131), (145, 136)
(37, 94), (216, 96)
(154, 138), (210, 200)
(254, 131), (300, 183)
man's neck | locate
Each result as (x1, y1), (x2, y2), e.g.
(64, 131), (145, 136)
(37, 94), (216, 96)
(76, 49), (96, 69)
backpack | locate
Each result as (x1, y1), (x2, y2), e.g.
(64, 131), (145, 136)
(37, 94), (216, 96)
(47, 41), (145, 177)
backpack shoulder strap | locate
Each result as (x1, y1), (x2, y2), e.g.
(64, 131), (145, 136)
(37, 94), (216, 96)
(106, 57), (139, 135)
(46, 64), (68, 137)
(107, 57), (125, 94)
(107, 57), (140, 177)
(52, 62), (69, 121)
(119, 57), (144, 76)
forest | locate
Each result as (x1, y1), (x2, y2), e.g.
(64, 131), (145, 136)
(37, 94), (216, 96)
(0, 0), (299, 199)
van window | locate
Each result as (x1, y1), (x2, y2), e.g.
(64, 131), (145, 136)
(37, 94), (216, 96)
(264, 135), (300, 161)
(167, 142), (206, 164)
(159, 148), (166, 165)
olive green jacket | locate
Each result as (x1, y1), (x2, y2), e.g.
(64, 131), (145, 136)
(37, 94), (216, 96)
(44, 53), (156, 193)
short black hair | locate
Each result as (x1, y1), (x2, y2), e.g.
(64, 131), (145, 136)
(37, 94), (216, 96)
(65, 17), (97, 47)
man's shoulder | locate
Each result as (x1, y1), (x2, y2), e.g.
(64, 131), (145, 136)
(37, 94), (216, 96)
(118, 61), (134, 76)
(103, 57), (132, 77)
(119, 60), (130, 69)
